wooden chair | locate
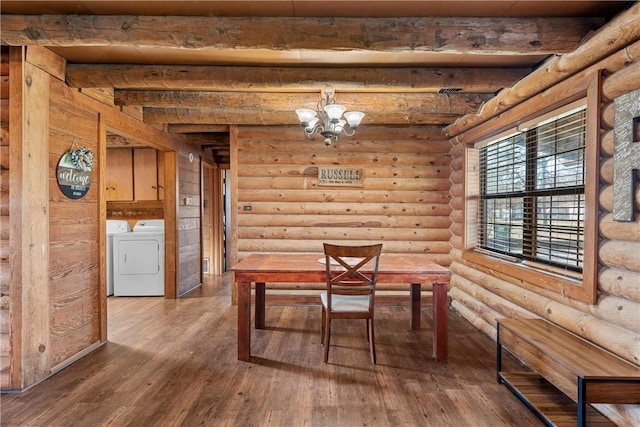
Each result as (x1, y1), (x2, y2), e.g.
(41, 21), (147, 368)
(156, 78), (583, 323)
(321, 243), (383, 364)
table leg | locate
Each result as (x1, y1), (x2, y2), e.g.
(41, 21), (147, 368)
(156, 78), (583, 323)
(410, 283), (421, 330)
(237, 281), (251, 361)
(255, 282), (266, 329)
(432, 282), (448, 361)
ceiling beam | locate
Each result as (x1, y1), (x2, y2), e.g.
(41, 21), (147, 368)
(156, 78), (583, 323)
(183, 133), (229, 147)
(238, 124), (448, 140)
(139, 91), (491, 125)
(143, 107), (464, 126)
(169, 124), (230, 133)
(66, 64), (530, 93)
(1, 15), (603, 54)
(116, 90), (490, 113)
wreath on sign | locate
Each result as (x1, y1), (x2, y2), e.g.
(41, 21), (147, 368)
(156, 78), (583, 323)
(57, 140), (93, 200)
(70, 144), (94, 172)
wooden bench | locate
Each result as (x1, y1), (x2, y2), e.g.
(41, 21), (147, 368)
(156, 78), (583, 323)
(497, 318), (640, 427)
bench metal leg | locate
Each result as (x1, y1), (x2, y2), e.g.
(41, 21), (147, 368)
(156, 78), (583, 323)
(577, 377), (586, 427)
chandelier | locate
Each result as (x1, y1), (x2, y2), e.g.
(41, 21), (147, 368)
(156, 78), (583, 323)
(295, 92), (365, 146)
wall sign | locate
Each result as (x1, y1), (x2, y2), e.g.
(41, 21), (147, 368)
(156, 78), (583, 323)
(613, 89), (640, 221)
(317, 167), (364, 187)
(56, 142), (94, 199)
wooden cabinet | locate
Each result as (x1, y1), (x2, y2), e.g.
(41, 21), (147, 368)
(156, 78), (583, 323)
(107, 147), (164, 201)
(106, 148), (133, 200)
(133, 148), (158, 200)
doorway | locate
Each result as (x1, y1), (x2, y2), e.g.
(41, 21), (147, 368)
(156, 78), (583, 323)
(101, 123), (178, 343)
(202, 163), (227, 274)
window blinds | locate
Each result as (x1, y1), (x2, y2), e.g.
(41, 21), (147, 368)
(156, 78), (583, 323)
(479, 107), (586, 271)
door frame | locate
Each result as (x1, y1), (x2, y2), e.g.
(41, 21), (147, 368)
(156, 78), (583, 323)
(201, 161), (225, 275)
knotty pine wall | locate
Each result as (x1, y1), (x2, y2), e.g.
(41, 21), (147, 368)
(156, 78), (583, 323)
(231, 125), (453, 294)
(448, 42), (640, 424)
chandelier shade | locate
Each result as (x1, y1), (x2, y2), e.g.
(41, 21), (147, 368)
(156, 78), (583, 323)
(294, 108), (317, 126)
(323, 104), (346, 121)
(344, 111), (365, 128)
(295, 92), (365, 146)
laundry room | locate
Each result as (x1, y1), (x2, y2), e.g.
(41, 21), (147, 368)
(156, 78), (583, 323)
(105, 133), (167, 297)
(105, 131), (207, 300)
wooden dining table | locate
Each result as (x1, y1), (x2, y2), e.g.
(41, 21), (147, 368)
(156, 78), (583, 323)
(232, 253), (451, 362)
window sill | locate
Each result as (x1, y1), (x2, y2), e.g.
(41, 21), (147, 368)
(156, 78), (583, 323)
(461, 248), (593, 303)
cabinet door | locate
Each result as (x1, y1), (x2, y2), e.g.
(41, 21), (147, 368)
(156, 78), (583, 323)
(157, 151), (165, 201)
(106, 148), (133, 201)
(133, 148), (158, 200)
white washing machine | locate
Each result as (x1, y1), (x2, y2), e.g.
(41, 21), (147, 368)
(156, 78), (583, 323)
(106, 220), (131, 296)
(113, 219), (165, 296)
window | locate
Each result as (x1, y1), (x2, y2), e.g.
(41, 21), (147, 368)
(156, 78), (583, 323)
(463, 78), (600, 305)
(478, 105), (586, 272)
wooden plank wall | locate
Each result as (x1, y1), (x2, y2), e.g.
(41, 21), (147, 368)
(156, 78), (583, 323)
(7, 46), (59, 389)
(233, 125), (453, 293)
(48, 73), (102, 368)
(0, 48), (10, 389)
(177, 151), (202, 296)
(3, 46), (194, 391)
(448, 43), (640, 424)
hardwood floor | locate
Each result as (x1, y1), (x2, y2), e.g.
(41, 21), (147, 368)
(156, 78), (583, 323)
(1, 274), (543, 427)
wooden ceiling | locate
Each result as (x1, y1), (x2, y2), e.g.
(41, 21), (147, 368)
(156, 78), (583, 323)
(1, 1), (633, 163)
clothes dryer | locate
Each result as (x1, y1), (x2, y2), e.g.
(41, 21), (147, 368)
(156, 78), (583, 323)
(106, 220), (131, 296)
(113, 219), (165, 296)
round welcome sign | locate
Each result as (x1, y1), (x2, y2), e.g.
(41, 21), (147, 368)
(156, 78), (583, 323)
(56, 145), (94, 199)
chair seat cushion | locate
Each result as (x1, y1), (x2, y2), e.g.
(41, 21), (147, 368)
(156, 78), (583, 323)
(320, 291), (370, 312)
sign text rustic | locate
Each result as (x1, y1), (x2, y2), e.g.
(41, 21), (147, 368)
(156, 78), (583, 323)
(317, 167), (364, 187)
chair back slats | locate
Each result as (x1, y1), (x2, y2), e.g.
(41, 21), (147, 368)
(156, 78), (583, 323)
(323, 243), (382, 304)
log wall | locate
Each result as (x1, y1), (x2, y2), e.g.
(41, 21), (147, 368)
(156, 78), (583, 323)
(232, 125), (453, 295)
(448, 41), (640, 424)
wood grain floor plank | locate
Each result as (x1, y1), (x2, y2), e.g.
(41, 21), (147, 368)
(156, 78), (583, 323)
(1, 274), (543, 427)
